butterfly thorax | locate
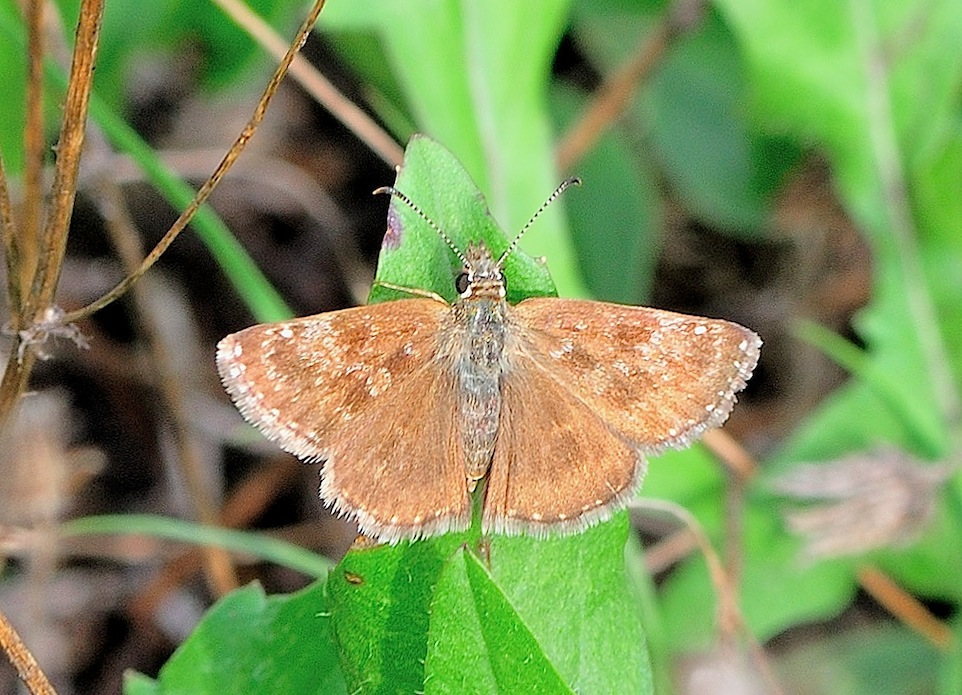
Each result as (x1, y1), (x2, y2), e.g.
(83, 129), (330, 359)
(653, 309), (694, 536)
(452, 242), (509, 489)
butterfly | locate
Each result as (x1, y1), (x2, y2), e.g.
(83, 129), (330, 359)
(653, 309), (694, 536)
(216, 179), (760, 544)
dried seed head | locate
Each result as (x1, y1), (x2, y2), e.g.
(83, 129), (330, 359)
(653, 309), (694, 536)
(770, 447), (954, 559)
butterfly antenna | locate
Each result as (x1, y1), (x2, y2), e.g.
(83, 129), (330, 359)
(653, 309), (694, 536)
(374, 186), (470, 267)
(496, 177), (581, 268)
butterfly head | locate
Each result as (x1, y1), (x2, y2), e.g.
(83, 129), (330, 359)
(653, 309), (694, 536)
(457, 242), (506, 300)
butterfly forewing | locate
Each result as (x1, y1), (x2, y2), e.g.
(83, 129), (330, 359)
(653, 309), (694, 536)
(483, 359), (644, 536)
(509, 299), (761, 452)
(216, 298), (471, 542)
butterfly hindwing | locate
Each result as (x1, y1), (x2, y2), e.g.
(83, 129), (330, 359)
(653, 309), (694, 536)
(483, 353), (644, 536)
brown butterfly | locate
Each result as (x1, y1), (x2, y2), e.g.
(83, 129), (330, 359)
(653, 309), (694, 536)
(216, 179), (761, 544)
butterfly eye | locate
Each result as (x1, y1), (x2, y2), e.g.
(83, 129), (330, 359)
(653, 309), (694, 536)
(455, 272), (470, 295)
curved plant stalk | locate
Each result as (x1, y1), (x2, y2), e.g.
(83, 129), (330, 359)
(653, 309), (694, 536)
(0, 607), (54, 695)
(62, 0), (328, 326)
(0, 0), (104, 423)
(634, 498), (785, 695)
(212, 0), (403, 167)
(0, 0), (329, 427)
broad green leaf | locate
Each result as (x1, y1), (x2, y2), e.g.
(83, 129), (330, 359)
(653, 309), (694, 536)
(424, 548), (573, 694)
(571, 5), (798, 237)
(640, 11), (798, 235)
(713, 0), (962, 465)
(641, 445), (726, 508)
(328, 518), (651, 695)
(369, 135), (556, 306)
(0, 0), (30, 173)
(327, 534), (474, 694)
(489, 513), (652, 694)
(128, 581), (345, 694)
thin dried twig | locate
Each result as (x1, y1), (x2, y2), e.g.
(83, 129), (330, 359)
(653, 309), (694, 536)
(0, 0), (104, 423)
(635, 498), (738, 633)
(704, 429), (758, 480)
(0, 607), (55, 695)
(0, 154), (21, 328)
(20, 0), (47, 319)
(633, 498), (785, 695)
(858, 565), (953, 651)
(722, 468), (746, 613)
(556, 0), (707, 171)
(212, 0), (403, 167)
(28, 0), (103, 316)
(62, 0), (329, 326)
(90, 146), (238, 596)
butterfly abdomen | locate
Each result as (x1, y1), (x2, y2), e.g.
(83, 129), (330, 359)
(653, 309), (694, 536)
(454, 295), (508, 489)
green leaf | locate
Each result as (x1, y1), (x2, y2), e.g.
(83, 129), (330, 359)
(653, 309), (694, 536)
(641, 11), (798, 234)
(328, 516), (651, 695)
(713, 0), (962, 465)
(793, 321), (944, 458)
(778, 625), (940, 694)
(709, 8), (962, 638)
(635, 446), (725, 518)
(0, 0), (30, 173)
(62, 514), (332, 578)
(489, 513), (652, 694)
(127, 581), (346, 694)
(123, 671), (159, 695)
(571, 5), (798, 237)
(658, 507), (855, 650)
(424, 548), (573, 694)
(369, 135), (556, 306)
(327, 534), (475, 694)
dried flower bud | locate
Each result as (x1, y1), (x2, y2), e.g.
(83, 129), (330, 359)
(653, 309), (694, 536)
(769, 448), (953, 559)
